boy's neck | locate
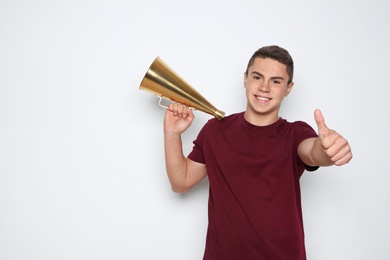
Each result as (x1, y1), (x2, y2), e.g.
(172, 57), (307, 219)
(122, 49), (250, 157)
(243, 110), (280, 126)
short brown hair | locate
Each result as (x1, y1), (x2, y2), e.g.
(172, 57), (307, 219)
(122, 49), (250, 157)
(245, 45), (294, 84)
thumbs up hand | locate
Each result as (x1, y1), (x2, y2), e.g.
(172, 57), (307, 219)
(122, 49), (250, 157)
(314, 109), (352, 166)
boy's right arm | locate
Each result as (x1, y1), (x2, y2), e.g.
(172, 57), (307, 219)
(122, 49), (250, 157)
(164, 104), (207, 193)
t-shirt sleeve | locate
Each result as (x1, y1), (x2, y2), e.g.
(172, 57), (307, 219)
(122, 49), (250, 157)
(188, 124), (206, 164)
(294, 121), (320, 171)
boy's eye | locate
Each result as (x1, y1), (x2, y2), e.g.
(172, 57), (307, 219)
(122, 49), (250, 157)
(273, 80), (281, 84)
(253, 76), (261, 80)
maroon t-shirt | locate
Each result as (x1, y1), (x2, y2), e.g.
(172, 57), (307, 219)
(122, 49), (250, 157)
(188, 112), (319, 260)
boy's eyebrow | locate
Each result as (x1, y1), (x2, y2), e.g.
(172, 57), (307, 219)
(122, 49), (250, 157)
(251, 71), (262, 76)
(251, 71), (285, 81)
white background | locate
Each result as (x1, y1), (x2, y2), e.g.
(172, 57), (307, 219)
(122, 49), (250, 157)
(1, 0), (389, 259)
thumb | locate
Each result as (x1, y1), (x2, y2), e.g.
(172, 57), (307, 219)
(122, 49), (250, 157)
(314, 109), (329, 139)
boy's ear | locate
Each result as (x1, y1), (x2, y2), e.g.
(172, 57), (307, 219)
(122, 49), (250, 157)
(285, 82), (294, 96)
(243, 72), (248, 88)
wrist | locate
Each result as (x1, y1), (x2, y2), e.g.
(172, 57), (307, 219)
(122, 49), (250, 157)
(164, 130), (181, 139)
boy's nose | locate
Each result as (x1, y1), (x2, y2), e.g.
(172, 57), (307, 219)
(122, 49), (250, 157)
(258, 82), (270, 92)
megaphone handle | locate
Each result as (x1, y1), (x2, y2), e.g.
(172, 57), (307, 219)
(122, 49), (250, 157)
(157, 96), (195, 113)
(157, 96), (169, 109)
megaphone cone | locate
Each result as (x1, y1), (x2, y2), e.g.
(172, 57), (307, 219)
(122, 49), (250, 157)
(139, 57), (225, 121)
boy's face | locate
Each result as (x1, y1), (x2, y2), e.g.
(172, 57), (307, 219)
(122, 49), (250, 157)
(244, 57), (294, 123)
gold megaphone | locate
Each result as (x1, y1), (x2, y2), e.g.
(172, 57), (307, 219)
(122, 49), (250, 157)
(139, 57), (225, 121)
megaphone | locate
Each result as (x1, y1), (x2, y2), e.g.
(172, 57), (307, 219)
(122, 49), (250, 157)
(139, 57), (225, 121)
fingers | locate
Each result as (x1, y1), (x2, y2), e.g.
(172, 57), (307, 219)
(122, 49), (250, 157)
(321, 130), (353, 165)
(167, 103), (193, 119)
(333, 145), (353, 166)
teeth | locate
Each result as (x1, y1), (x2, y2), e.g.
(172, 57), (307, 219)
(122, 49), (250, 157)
(256, 96), (269, 101)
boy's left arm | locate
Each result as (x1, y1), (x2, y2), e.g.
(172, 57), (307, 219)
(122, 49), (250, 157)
(298, 109), (353, 167)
